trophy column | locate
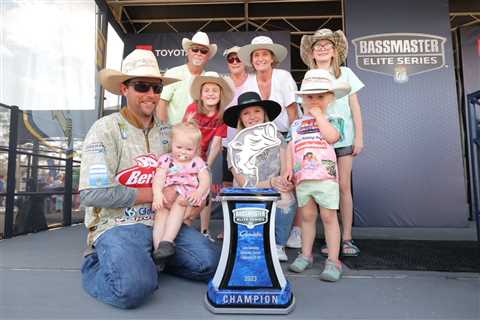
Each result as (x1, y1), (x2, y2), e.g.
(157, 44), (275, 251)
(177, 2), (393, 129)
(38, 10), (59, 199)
(205, 188), (295, 314)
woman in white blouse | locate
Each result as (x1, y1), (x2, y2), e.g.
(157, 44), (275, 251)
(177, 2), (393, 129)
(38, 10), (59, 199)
(237, 36), (299, 135)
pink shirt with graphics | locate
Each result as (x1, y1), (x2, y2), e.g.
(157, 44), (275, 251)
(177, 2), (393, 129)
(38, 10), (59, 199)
(157, 153), (208, 199)
(290, 115), (338, 184)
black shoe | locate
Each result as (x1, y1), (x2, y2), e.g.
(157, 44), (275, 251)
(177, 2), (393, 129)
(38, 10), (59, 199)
(153, 241), (176, 263)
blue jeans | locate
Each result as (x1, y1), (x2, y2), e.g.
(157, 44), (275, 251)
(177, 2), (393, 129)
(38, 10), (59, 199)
(275, 201), (297, 246)
(81, 223), (220, 309)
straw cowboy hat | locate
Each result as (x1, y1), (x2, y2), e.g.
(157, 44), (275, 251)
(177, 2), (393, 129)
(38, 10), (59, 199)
(300, 28), (348, 68)
(99, 49), (179, 95)
(296, 69), (351, 99)
(182, 31), (217, 59)
(223, 91), (281, 128)
(223, 46), (241, 57)
(190, 71), (234, 110)
(237, 36), (288, 67)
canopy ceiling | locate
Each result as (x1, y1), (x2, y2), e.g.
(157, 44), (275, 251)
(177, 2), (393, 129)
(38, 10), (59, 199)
(98, 0), (480, 77)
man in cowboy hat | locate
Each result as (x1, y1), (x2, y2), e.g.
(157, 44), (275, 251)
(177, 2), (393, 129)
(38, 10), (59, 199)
(79, 49), (220, 309)
(157, 31), (217, 125)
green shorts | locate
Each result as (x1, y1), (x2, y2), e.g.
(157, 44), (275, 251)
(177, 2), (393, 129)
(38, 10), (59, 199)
(296, 180), (339, 209)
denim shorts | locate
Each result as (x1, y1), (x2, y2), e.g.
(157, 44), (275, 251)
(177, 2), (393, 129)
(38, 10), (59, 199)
(296, 180), (339, 209)
(335, 145), (353, 157)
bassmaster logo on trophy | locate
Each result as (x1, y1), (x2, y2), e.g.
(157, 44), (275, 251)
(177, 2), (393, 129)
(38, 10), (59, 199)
(233, 208), (269, 229)
(352, 33), (447, 83)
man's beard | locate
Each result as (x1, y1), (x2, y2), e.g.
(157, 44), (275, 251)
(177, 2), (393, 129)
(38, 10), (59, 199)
(191, 59), (204, 66)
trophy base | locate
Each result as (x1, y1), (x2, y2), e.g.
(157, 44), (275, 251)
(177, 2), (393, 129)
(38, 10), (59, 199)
(205, 282), (295, 314)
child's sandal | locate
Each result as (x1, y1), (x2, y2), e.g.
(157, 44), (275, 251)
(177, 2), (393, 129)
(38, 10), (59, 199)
(342, 240), (360, 257)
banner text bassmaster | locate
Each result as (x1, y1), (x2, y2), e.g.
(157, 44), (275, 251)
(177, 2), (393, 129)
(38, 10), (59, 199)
(358, 39), (441, 65)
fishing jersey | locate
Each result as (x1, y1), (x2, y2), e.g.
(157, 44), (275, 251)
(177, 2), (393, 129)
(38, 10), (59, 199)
(79, 109), (171, 247)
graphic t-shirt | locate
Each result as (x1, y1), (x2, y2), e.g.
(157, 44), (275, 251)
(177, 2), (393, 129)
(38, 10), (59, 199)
(183, 102), (227, 161)
(289, 115), (339, 184)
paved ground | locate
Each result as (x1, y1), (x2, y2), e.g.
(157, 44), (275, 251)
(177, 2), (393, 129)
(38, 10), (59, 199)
(0, 223), (479, 320)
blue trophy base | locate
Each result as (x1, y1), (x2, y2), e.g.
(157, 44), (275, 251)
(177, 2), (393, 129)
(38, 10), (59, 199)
(205, 281), (295, 314)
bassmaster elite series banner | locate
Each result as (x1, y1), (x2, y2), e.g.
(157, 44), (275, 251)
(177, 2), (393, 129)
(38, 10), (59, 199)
(345, 0), (468, 227)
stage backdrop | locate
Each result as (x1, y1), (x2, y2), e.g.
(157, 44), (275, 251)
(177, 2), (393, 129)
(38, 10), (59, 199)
(345, 0), (468, 227)
(123, 31), (290, 75)
(123, 31), (291, 204)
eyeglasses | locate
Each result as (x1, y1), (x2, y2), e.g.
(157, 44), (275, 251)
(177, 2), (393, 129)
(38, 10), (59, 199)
(227, 56), (241, 64)
(190, 47), (209, 55)
(313, 42), (334, 50)
(128, 81), (163, 94)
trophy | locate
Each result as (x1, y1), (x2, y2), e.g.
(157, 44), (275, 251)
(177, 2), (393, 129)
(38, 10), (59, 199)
(205, 123), (295, 314)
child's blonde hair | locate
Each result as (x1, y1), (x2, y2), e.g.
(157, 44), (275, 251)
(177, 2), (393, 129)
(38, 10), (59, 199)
(195, 82), (225, 122)
(172, 120), (202, 151)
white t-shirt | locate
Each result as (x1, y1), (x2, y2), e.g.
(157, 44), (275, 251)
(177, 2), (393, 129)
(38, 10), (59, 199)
(243, 69), (298, 133)
(222, 73), (255, 148)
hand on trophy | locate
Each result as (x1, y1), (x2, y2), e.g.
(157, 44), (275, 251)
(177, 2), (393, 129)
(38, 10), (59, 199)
(271, 175), (294, 192)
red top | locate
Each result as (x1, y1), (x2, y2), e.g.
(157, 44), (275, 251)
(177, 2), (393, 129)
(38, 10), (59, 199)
(183, 102), (227, 161)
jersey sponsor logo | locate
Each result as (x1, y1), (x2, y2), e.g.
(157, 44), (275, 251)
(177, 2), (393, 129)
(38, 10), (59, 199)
(116, 154), (158, 188)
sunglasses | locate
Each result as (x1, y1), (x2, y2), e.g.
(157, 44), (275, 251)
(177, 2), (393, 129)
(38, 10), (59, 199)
(190, 47), (209, 55)
(128, 81), (163, 94)
(313, 42), (334, 50)
(227, 56), (241, 64)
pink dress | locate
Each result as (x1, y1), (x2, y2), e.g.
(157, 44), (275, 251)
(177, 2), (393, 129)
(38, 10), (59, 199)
(157, 153), (208, 199)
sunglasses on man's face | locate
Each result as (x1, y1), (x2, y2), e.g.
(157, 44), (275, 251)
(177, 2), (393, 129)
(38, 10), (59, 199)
(128, 81), (163, 94)
(227, 56), (241, 64)
(190, 47), (209, 55)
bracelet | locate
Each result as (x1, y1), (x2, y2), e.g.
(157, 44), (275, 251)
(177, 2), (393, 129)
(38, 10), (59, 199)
(269, 177), (274, 188)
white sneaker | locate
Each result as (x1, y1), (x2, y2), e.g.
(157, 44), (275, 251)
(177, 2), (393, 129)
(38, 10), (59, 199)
(276, 245), (288, 262)
(286, 227), (302, 249)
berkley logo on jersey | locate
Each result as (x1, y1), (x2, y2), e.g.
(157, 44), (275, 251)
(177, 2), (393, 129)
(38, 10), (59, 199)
(115, 154), (158, 188)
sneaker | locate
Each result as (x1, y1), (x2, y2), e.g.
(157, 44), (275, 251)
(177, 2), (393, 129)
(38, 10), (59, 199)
(320, 259), (343, 282)
(276, 245), (288, 262)
(288, 254), (313, 273)
(202, 230), (215, 242)
(286, 226), (302, 249)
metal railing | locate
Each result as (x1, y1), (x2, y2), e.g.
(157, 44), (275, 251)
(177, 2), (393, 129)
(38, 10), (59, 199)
(0, 103), (81, 239)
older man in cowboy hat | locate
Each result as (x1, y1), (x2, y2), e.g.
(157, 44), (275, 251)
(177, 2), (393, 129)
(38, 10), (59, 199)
(157, 31), (217, 125)
(79, 49), (220, 309)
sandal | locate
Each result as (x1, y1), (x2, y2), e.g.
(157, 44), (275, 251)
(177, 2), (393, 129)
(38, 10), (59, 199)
(342, 240), (360, 257)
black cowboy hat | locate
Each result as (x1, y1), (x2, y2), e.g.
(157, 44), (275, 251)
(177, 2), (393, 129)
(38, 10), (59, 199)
(223, 91), (281, 128)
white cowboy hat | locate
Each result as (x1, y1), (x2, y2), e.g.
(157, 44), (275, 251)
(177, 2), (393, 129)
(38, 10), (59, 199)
(182, 31), (217, 59)
(296, 69), (351, 99)
(300, 28), (348, 68)
(223, 45), (241, 57)
(99, 49), (179, 95)
(190, 71), (234, 110)
(237, 36), (288, 67)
